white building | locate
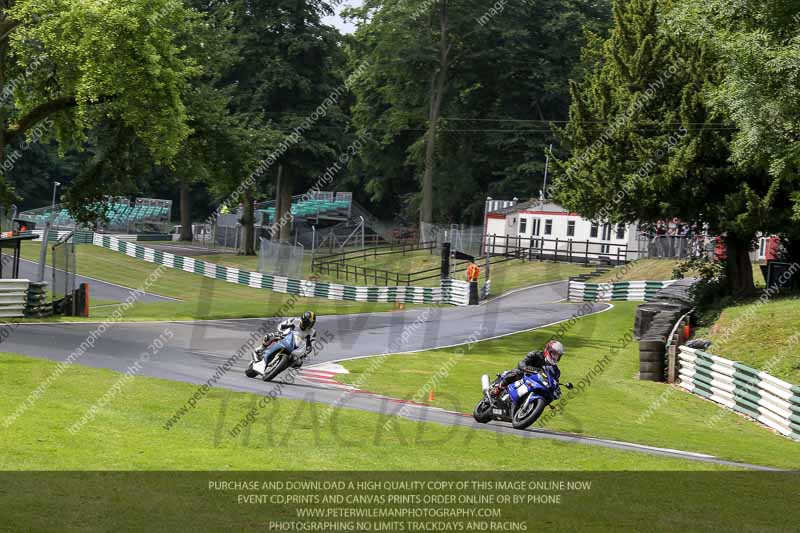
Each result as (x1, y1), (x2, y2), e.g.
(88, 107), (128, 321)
(482, 198), (641, 264)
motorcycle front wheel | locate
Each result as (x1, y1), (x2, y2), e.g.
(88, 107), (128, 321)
(472, 399), (493, 424)
(261, 352), (291, 382)
(245, 362), (258, 378)
(511, 397), (546, 430)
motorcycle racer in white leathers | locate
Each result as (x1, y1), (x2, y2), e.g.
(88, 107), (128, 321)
(254, 311), (317, 368)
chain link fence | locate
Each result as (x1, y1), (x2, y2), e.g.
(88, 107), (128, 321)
(420, 223), (484, 257)
(51, 232), (76, 311)
(187, 224), (247, 251)
(214, 225), (242, 249)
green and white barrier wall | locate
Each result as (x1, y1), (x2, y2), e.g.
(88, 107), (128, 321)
(111, 233), (173, 242)
(0, 279), (30, 318)
(568, 280), (676, 302)
(92, 234), (471, 306)
(30, 229), (94, 243)
(678, 346), (800, 441)
(30, 230), (168, 244)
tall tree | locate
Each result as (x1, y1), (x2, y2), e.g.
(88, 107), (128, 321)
(169, 0), (270, 245)
(670, 0), (800, 263)
(0, 0), (196, 214)
(554, 0), (772, 293)
(344, 0), (611, 226)
(221, 0), (348, 250)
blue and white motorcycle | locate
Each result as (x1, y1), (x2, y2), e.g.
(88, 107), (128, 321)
(245, 332), (302, 382)
(473, 366), (573, 430)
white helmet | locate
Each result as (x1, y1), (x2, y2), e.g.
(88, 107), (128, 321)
(544, 340), (565, 365)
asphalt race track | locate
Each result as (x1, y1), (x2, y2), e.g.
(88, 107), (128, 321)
(1, 281), (781, 471)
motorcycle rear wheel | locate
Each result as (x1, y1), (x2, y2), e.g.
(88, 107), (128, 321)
(511, 397), (546, 430)
(472, 399), (493, 424)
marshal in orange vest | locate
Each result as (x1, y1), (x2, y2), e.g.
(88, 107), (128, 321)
(466, 263), (480, 282)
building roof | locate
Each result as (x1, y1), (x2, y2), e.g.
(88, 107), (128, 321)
(488, 199), (570, 216)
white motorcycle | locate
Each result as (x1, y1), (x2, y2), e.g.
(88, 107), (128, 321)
(245, 331), (305, 382)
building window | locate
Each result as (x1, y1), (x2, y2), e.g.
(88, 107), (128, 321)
(544, 219), (553, 235)
(601, 224), (612, 254)
(590, 222), (599, 238)
(531, 218), (541, 236)
(519, 217), (527, 234)
(616, 223), (626, 240)
(567, 221), (576, 237)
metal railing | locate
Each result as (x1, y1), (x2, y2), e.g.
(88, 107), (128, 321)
(484, 234), (630, 265)
(311, 240), (442, 286)
(314, 240), (437, 266)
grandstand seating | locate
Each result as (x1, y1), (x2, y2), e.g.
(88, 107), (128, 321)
(20, 203), (171, 228)
(257, 197), (351, 222)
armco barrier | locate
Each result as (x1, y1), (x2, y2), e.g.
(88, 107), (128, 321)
(568, 280), (677, 302)
(678, 346), (800, 440)
(92, 234), (469, 306)
(0, 279), (30, 318)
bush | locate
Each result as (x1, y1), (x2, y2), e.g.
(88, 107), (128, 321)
(673, 257), (729, 318)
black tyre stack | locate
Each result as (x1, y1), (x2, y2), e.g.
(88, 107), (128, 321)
(634, 279), (697, 382)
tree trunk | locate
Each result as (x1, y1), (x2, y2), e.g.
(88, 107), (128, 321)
(420, 0), (450, 230)
(277, 166), (293, 242)
(724, 236), (755, 294)
(271, 165), (283, 241)
(241, 187), (256, 256)
(179, 176), (193, 242)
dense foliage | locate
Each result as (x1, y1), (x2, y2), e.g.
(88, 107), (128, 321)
(554, 0), (799, 292)
(0, 0), (796, 272)
(343, 0), (611, 224)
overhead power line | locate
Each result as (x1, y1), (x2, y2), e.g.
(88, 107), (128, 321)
(256, 111), (734, 127)
(440, 117), (734, 126)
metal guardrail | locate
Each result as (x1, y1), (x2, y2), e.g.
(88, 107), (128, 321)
(664, 309), (694, 383)
(678, 346), (799, 440)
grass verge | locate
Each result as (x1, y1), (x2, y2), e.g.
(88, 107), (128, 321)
(20, 243), (396, 321)
(0, 352), (722, 471)
(591, 258), (765, 287)
(694, 296), (800, 384)
(337, 302), (800, 470)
